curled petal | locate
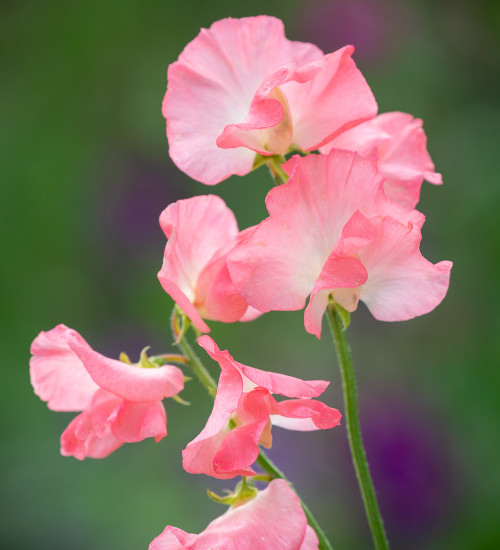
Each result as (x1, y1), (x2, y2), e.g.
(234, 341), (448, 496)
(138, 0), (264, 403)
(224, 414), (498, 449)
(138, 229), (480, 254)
(30, 324), (100, 412)
(67, 331), (184, 402)
(322, 111), (442, 208)
(272, 399), (342, 431)
(198, 335), (329, 398)
(359, 216), (452, 321)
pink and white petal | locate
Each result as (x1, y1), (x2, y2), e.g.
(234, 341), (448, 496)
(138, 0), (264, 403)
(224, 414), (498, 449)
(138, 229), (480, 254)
(157, 275), (210, 333)
(239, 305), (263, 323)
(110, 400), (167, 443)
(164, 16), (321, 184)
(30, 324), (99, 411)
(300, 526), (320, 550)
(304, 288), (333, 339)
(198, 335), (329, 399)
(67, 332), (184, 402)
(359, 216), (452, 321)
(304, 252), (368, 338)
(149, 527), (187, 549)
(273, 399), (342, 430)
(320, 118), (390, 156)
(285, 46), (378, 151)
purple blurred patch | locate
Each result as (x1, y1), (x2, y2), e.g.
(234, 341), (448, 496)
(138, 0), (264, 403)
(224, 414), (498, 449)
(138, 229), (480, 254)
(295, 0), (414, 66)
(95, 151), (186, 258)
(360, 392), (460, 547)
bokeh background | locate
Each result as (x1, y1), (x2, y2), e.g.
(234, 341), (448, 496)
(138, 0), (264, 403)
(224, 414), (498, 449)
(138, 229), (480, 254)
(2, 0), (499, 548)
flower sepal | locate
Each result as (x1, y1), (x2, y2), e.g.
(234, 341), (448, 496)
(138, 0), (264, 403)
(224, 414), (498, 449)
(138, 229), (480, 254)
(207, 477), (258, 508)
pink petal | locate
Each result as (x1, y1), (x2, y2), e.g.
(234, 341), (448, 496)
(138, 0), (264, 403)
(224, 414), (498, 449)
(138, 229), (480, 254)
(110, 400), (167, 443)
(149, 479), (311, 549)
(321, 118), (390, 156)
(196, 256), (249, 324)
(30, 324), (100, 412)
(359, 216), (452, 320)
(158, 195), (247, 331)
(198, 335), (329, 398)
(211, 389), (275, 476)
(67, 331), (184, 402)
(301, 526), (320, 550)
(164, 16), (322, 184)
(60, 392), (124, 460)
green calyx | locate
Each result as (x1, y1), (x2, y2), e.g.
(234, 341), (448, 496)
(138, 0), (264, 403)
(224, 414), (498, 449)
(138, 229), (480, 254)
(207, 477), (258, 508)
(328, 297), (351, 330)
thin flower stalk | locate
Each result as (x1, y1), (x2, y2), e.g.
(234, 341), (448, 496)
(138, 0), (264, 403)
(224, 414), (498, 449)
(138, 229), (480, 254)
(326, 304), (389, 550)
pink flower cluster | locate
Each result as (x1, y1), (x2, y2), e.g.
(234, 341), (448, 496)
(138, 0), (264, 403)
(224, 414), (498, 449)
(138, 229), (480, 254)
(160, 15), (452, 340)
(29, 14), (453, 550)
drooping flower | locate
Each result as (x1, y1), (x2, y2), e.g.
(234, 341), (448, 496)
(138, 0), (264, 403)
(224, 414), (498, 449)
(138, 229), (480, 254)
(149, 479), (319, 549)
(182, 336), (341, 479)
(163, 15), (377, 184)
(157, 194), (260, 333)
(228, 151), (452, 338)
(30, 324), (184, 459)
(321, 111), (442, 208)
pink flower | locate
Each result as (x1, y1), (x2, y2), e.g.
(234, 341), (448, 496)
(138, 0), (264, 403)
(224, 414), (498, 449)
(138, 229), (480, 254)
(163, 15), (377, 184)
(30, 324), (184, 459)
(321, 112), (442, 208)
(228, 151), (452, 338)
(149, 479), (319, 549)
(158, 194), (260, 333)
(182, 336), (341, 479)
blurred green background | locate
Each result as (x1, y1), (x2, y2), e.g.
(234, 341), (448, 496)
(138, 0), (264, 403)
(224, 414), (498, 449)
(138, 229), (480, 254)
(2, 0), (499, 548)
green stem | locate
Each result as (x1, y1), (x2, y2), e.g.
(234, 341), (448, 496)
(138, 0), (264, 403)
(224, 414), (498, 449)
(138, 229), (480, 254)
(174, 319), (334, 549)
(176, 335), (217, 398)
(326, 305), (389, 550)
(256, 453), (334, 550)
(267, 155), (288, 185)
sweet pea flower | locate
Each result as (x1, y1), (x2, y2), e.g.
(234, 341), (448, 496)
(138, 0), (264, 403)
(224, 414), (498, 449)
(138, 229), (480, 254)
(321, 111), (442, 208)
(150, 479), (319, 549)
(158, 194), (260, 333)
(228, 150), (452, 338)
(182, 336), (341, 479)
(163, 15), (377, 184)
(30, 324), (184, 459)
